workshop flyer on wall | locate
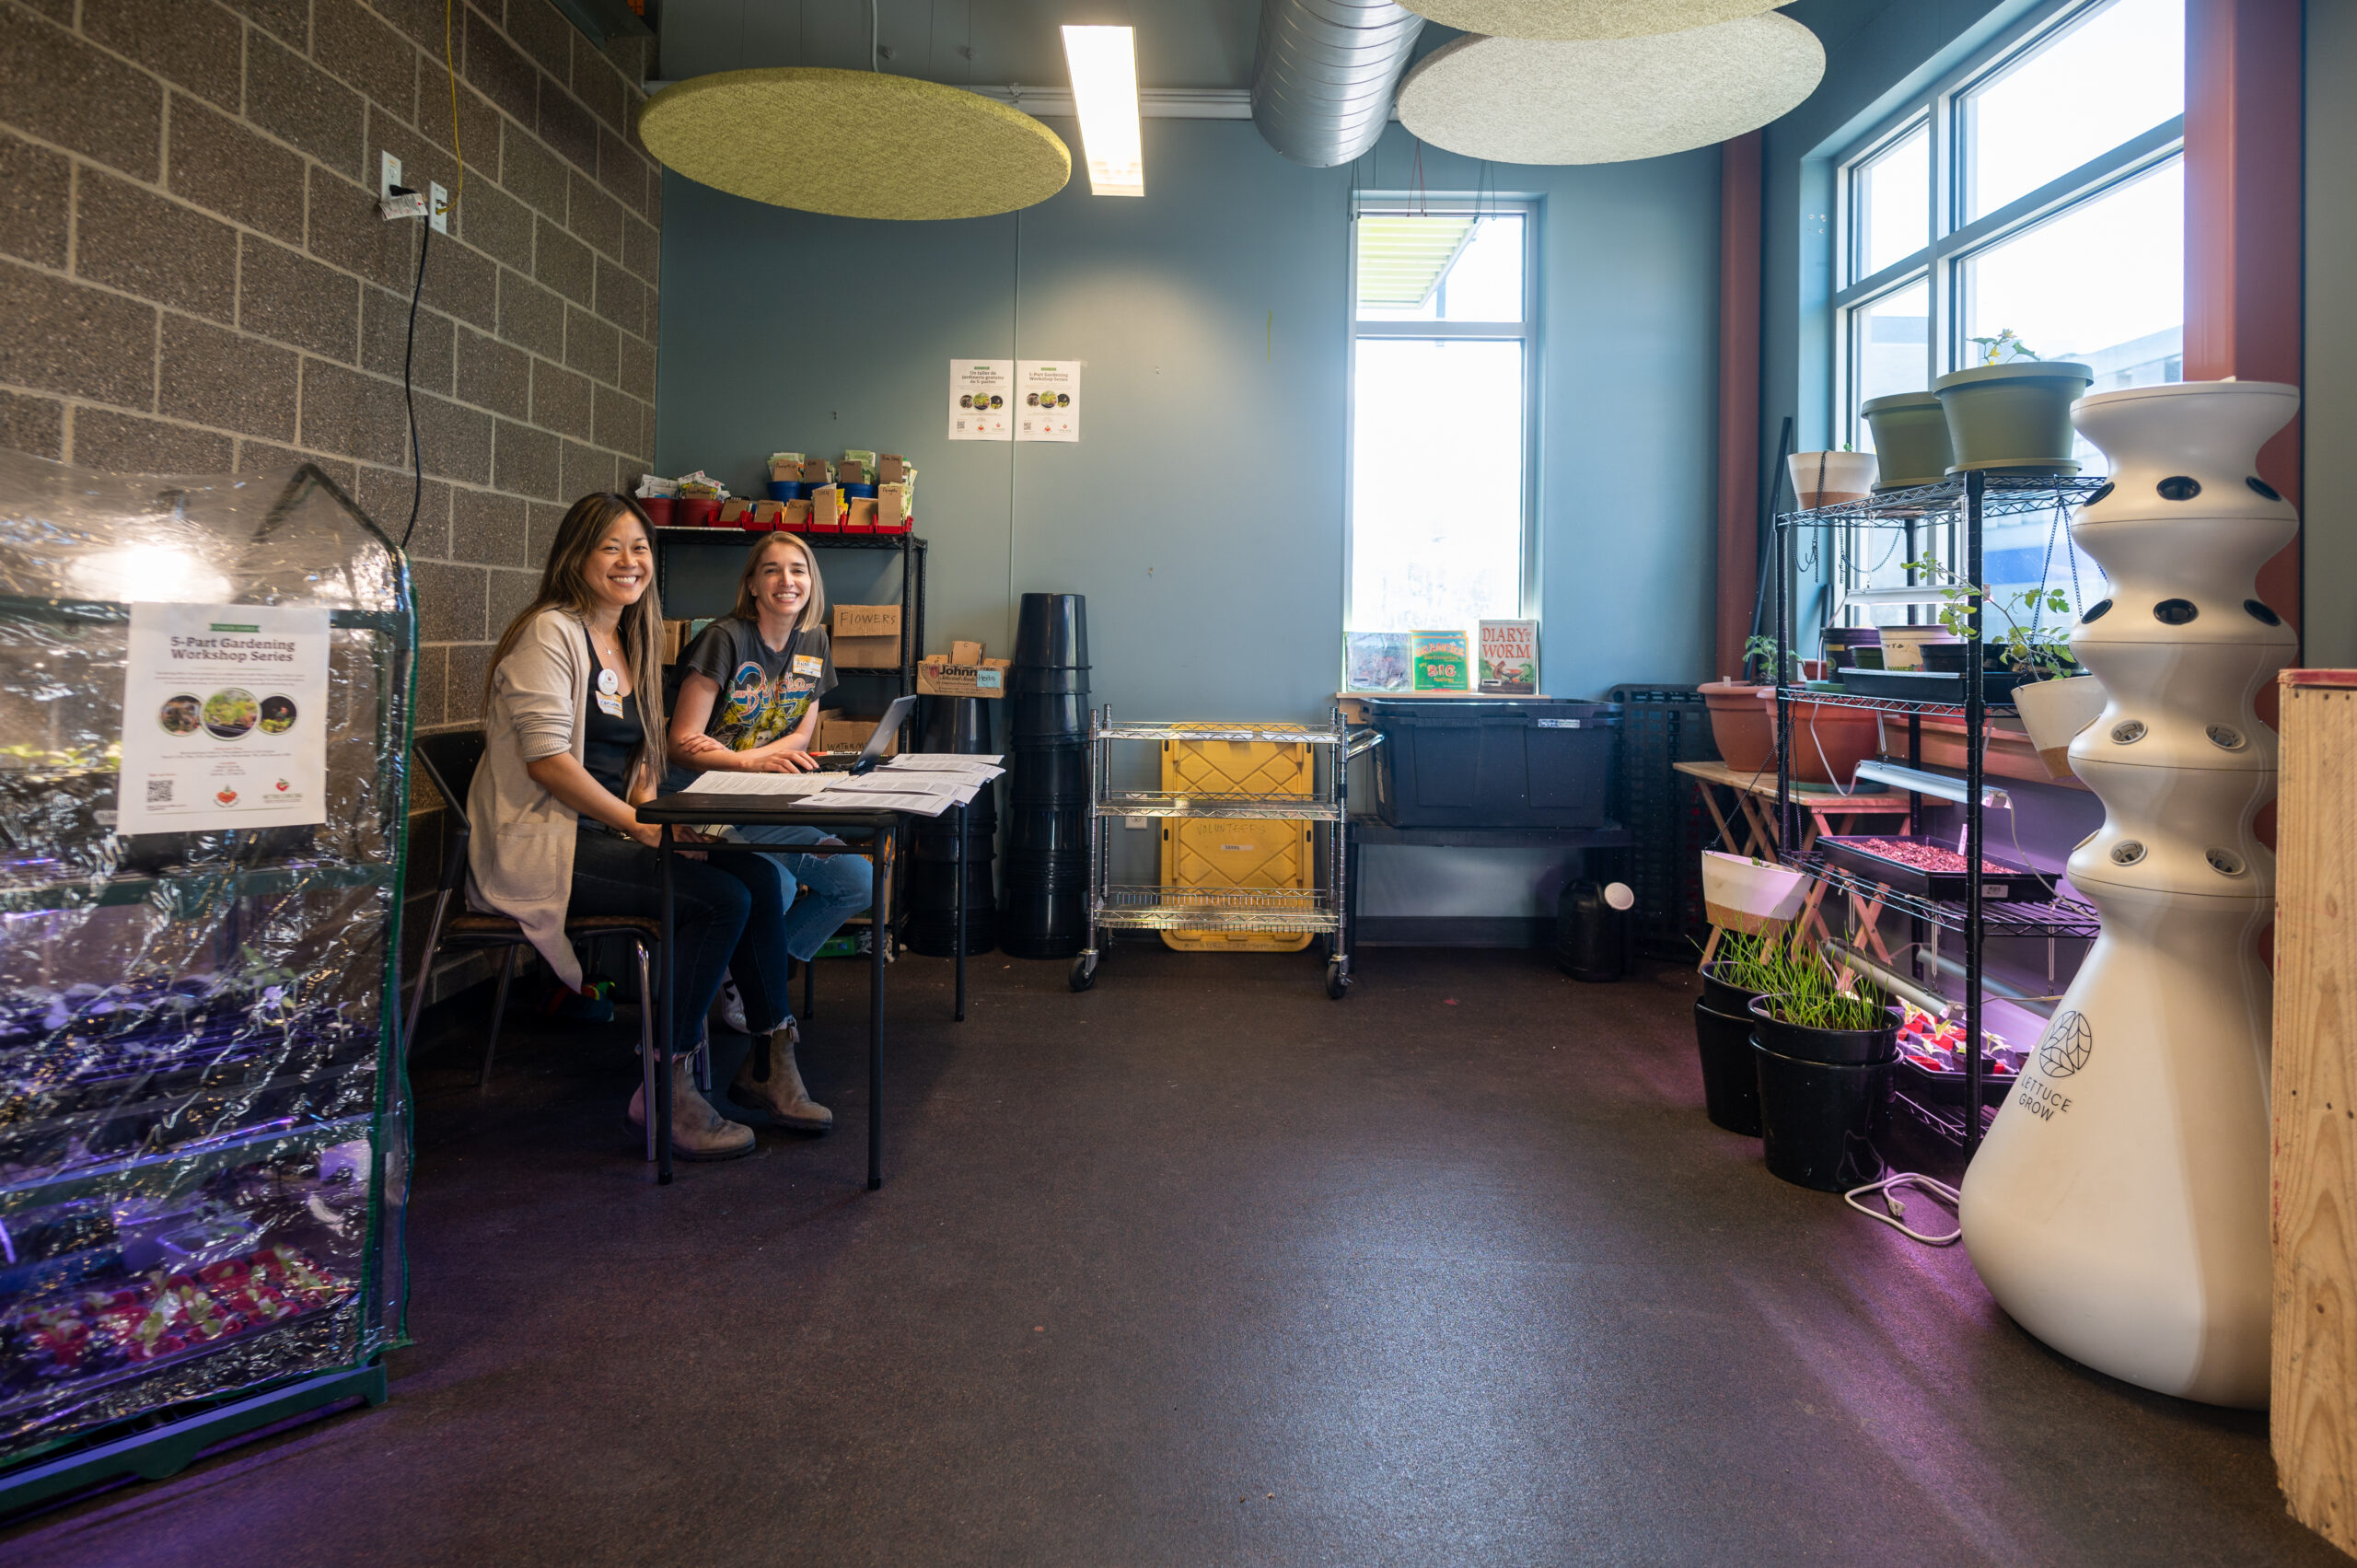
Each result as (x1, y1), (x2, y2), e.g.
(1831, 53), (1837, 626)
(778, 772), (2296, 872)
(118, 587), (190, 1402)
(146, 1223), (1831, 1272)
(1016, 361), (1081, 442)
(948, 359), (1015, 441)
(116, 603), (331, 833)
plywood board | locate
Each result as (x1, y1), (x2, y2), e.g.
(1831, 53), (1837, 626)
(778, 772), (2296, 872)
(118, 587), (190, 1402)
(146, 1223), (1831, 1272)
(2273, 673), (2357, 1557)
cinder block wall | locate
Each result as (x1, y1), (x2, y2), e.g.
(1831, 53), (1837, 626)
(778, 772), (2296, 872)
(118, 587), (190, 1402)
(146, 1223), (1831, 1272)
(0, 0), (661, 998)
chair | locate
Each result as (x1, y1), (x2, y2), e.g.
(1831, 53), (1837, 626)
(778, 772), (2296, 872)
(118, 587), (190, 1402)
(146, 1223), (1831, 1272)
(400, 730), (687, 1162)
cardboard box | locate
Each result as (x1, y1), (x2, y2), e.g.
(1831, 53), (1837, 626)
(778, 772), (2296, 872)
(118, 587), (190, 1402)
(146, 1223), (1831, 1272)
(950, 639), (984, 665)
(844, 497), (878, 533)
(834, 604), (901, 637)
(917, 657), (1010, 698)
(834, 635), (901, 668)
(819, 715), (899, 757)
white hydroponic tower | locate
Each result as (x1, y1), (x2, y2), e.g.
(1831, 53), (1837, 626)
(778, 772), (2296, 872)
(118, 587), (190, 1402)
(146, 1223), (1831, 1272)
(1958, 379), (2298, 1409)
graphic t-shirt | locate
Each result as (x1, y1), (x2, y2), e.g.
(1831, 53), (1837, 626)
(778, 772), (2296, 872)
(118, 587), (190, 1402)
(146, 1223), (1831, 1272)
(679, 617), (835, 754)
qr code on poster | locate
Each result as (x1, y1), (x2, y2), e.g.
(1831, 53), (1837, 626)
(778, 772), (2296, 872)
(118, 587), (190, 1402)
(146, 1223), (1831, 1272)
(145, 778), (172, 804)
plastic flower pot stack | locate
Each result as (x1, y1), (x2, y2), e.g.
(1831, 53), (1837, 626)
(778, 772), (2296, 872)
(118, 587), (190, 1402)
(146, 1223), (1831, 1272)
(1958, 379), (2300, 1409)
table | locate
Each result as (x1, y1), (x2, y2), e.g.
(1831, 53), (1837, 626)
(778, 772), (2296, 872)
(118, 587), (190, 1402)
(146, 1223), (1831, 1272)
(1343, 818), (1633, 949)
(634, 794), (971, 1189)
(1672, 759), (1912, 859)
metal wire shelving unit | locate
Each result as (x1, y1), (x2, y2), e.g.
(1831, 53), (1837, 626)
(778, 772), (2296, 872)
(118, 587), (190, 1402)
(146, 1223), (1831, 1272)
(1070, 708), (1378, 999)
(1773, 471), (2107, 1156)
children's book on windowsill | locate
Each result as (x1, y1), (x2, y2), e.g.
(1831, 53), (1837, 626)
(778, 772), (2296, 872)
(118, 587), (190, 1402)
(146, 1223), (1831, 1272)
(1343, 632), (1411, 693)
(1479, 620), (1538, 695)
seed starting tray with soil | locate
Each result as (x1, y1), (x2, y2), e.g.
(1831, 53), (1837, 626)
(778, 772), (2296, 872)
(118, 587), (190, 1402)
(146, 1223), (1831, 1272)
(1817, 834), (2059, 903)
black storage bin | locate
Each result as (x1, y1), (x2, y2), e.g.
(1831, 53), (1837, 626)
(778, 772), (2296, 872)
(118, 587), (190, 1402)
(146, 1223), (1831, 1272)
(1367, 699), (1620, 829)
(1605, 683), (1719, 959)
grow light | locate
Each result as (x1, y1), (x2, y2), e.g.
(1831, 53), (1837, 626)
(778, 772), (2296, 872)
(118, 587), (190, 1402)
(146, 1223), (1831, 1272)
(1854, 760), (2012, 810)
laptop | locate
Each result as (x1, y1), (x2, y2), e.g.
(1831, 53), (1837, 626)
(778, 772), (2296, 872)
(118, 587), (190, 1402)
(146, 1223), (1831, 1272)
(811, 694), (919, 774)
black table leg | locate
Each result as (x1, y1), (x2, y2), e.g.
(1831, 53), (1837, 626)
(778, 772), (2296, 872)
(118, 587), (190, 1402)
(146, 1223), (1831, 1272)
(868, 834), (887, 1190)
(657, 822), (675, 1187)
(954, 800), (968, 1022)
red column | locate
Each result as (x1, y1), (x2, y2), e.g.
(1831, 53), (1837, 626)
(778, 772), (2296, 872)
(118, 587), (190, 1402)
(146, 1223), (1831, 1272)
(2185, 0), (2304, 631)
(1716, 131), (1764, 680)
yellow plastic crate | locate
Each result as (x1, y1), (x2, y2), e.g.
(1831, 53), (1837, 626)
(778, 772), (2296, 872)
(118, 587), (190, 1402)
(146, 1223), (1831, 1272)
(1159, 738), (1315, 952)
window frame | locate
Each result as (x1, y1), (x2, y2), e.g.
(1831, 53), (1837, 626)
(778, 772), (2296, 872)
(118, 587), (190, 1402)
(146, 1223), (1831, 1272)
(1342, 194), (1543, 651)
(1829, 0), (2186, 452)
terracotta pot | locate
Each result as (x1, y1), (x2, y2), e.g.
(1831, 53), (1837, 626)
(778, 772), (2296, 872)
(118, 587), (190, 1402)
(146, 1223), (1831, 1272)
(1701, 682), (1882, 786)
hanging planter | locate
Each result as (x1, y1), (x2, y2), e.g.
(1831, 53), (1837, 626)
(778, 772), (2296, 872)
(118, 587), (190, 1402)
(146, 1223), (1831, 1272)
(1934, 359), (2094, 473)
(2012, 672), (2107, 780)
(1862, 392), (1952, 489)
(1787, 450), (1877, 509)
(1701, 851), (1808, 934)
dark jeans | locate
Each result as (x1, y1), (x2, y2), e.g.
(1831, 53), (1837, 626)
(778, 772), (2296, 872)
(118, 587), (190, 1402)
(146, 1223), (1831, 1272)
(569, 828), (793, 1044)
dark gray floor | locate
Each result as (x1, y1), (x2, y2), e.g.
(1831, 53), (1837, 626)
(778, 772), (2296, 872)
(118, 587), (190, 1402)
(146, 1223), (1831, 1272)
(3, 947), (2337, 1567)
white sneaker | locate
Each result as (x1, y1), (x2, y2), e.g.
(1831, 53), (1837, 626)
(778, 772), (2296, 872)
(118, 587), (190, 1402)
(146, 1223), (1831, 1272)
(714, 977), (748, 1034)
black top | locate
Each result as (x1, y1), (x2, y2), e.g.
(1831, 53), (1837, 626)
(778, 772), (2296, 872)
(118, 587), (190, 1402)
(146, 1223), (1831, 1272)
(581, 628), (644, 800)
(677, 616), (836, 753)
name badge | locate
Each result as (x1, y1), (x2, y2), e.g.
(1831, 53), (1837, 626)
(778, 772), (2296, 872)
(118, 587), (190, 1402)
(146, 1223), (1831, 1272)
(792, 654), (824, 678)
(595, 691), (623, 717)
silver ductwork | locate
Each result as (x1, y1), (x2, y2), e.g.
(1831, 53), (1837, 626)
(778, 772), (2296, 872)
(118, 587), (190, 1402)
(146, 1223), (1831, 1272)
(1251, 0), (1426, 168)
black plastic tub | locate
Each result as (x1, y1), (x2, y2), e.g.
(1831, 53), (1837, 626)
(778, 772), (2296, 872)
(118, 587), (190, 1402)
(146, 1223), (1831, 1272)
(1366, 698), (1620, 829)
(1747, 994), (1902, 1065)
(1698, 960), (1759, 1018)
(1692, 999), (1762, 1136)
(1009, 668), (1091, 697)
(1753, 1041), (1891, 1191)
(1007, 742), (1089, 804)
(1009, 692), (1089, 738)
(1817, 834), (2058, 903)
(920, 694), (995, 755)
(1000, 882), (1086, 958)
(1014, 593), (1088, 668)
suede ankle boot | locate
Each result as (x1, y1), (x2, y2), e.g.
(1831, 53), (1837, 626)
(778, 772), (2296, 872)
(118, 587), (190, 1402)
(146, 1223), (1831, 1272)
(628, 1056), (756, 1160)
(727, 1028), (832, 1133)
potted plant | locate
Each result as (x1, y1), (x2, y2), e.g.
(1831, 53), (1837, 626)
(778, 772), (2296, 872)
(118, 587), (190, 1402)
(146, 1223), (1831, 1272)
(1861, 392), (1952, 489)
(1933, 331), (2094, 474)
(1739, 930), (1904, 1191)
(1700, 636), (1884, 784)
(1692, 929), (1771, 1136)
(1787, 447), (1877, 509)
(1700, 850), (1809, 934)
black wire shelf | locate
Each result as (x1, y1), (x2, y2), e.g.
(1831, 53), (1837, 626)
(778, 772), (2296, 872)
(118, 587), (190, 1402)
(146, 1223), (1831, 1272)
(1781, 850), (2102, 939)
(1776, 474), (2112, 528)
(1775, 684), (2020, 719)
(655, 527), (926, 551)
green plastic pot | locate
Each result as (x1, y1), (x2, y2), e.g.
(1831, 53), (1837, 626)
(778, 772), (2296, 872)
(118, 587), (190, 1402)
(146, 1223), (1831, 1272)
(1860, 392), (1952, 490)
(1933, 360), (2094, 473)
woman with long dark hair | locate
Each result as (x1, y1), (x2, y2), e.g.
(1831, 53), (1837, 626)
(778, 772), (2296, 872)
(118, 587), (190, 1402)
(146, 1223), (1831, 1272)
(465, 493), (820, 1161)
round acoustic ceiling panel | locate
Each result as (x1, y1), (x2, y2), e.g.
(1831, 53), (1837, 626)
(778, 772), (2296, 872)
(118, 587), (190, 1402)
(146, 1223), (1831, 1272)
(639, 69), (1071, 220)
(1396, 17), (1826, 165)
(1398, 0), (1783, 40)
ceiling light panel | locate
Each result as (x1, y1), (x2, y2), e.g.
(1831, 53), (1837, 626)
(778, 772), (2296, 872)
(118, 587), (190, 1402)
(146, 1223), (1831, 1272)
(1062, 26), (1145, 196)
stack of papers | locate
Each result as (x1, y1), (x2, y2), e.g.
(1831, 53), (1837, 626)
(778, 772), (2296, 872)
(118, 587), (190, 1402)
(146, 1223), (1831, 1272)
(673, 754), (1005, 817)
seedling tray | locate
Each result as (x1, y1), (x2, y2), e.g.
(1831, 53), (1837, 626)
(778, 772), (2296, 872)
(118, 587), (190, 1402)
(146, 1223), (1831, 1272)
(1896, 1054), (2014, 1108)
(1817, 834), (2059, 902)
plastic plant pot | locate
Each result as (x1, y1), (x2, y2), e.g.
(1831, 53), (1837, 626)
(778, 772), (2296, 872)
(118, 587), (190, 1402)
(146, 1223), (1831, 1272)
(2012, 672), (2107, 780)
(1752, 1040), (1893, 1191)
(1933, 360), (2095, 473)
(1861, 392), (1953, 489)
(1787, 450), (1877, 508)
(675, 496), (720, 528)
(1693, 998), (1763, 1135)
(1746, 993), (1902, 1065)
(1701, 851), (1808, 935)
(1700, 681), (1774, 772)
(1698, 958), (1761, 1018)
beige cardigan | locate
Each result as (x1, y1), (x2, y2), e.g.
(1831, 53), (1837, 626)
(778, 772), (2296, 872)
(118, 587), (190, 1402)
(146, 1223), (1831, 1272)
(464, 607), (636, 989)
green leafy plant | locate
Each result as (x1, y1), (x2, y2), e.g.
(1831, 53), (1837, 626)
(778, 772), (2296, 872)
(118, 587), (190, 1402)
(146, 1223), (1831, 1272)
(1743, 633), (1801, 686)
(1722, 924), (1893, 1030)
(1967, 328), (2040, 366)
(1902, 556), (2080, 679)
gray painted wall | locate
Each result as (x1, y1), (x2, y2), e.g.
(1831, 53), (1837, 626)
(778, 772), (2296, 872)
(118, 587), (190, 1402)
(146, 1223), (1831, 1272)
(656, 118), (1722, 915)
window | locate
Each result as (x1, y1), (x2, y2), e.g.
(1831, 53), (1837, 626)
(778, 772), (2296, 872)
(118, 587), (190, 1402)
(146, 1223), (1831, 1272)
(1830, 0), (2184, 624)
(1346, 203), (1536, 647)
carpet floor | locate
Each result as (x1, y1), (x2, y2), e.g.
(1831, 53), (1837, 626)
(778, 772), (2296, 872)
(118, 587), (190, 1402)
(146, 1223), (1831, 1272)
(2, 946), (2334, 1567)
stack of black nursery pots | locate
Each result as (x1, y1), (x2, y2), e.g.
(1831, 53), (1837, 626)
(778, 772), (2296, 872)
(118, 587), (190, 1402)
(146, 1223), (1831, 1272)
(1001, 593), (1089, 958)
(907, 696), (997, 957)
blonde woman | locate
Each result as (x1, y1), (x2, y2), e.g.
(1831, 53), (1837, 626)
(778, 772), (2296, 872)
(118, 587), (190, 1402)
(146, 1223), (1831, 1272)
(468, 493), (808, 1161)
(668, 533), (873, 1126)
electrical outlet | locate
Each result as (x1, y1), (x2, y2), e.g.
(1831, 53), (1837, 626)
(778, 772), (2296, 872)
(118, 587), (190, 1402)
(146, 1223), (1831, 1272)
(429, 181), (449, 234)
(1124, 815), (1148, 830)
(379, 151), (401, 203)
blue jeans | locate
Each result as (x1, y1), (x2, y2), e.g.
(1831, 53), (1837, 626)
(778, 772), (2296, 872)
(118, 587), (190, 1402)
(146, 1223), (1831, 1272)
(568, 828), (795, 1040)
(728, 824), (876, 965)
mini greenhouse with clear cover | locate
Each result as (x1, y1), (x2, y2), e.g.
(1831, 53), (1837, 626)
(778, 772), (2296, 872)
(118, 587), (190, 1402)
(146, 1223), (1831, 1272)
(0, 451), (414, 1508)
